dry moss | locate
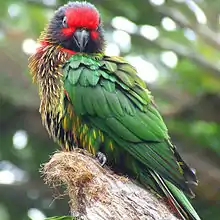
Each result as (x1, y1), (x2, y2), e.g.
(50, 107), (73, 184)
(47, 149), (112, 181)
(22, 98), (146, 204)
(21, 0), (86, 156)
(42, 150), (108, 213)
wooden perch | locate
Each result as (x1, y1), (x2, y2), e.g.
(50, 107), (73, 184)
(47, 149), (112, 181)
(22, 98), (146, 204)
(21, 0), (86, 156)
(42, 150), (178, 220)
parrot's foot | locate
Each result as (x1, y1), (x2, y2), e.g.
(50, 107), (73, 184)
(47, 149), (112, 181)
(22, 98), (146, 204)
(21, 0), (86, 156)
(96, 152), (107, 166)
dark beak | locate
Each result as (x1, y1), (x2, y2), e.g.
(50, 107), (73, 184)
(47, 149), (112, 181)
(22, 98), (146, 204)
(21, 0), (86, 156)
(73, 29), (89, 52)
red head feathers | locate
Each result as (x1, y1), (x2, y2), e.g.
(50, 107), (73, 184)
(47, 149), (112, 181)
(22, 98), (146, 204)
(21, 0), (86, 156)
(42, 1), (105, 53)
(65, 6), (99, 30)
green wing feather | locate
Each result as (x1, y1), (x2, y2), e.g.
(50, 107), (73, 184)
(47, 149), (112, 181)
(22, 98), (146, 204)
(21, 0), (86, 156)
(62, 54), (200, 220)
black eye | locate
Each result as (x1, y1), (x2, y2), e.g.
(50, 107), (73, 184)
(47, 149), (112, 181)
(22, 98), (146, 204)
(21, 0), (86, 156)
(62, 16), (68, 28)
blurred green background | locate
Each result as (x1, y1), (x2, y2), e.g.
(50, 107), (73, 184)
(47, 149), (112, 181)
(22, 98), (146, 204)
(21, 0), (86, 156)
(0, 0), (220, 219)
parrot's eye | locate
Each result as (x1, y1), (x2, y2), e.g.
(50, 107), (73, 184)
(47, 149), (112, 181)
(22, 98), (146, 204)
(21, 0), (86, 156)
(62, 16), (68, 28)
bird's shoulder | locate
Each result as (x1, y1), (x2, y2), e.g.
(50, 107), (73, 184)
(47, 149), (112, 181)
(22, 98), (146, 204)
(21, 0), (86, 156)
(63, 54), (153, 106)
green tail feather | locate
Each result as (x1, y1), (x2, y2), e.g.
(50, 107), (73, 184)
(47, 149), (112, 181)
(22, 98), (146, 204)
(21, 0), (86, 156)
(140, 170), (201, 220)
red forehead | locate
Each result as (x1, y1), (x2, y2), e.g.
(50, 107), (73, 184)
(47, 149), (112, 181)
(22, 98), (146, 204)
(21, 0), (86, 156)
(65, 7), (99, 29)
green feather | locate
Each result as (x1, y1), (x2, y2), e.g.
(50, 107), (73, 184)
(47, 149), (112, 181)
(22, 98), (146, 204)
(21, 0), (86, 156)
(116, 90), (136, 116)
(104, 55), (128, 64)
(114, 70), (135, 87)
(67, 67), (84, 85)
(104, 90), (124, 117)
(101, 61), (118, 72)
(100, 79), (115, 92)
(106, 117), (141, 142)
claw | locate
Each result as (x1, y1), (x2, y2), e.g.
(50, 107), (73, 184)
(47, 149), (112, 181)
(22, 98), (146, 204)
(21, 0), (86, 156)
(96, 152), (107, 166)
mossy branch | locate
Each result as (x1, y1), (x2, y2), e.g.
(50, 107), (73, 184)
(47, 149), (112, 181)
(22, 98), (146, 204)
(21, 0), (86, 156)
(42, 150), (178, 220)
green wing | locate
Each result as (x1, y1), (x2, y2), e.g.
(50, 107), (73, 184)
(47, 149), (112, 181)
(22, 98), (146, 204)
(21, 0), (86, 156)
(63, 54), (196, 195)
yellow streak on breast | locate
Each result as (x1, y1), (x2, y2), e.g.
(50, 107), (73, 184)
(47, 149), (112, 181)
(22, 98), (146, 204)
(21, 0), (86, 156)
(63, 116), (67, 130)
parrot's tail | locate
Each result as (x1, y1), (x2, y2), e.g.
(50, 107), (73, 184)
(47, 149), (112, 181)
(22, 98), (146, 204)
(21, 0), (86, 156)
(140, 170), (201, 220)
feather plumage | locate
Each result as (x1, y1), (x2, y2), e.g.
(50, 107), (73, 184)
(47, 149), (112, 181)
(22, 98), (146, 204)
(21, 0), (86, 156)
(60, 54), (199, 219)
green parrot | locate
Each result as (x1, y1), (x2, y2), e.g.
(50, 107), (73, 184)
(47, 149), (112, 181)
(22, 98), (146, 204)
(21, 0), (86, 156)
(29, 2), (200, 219)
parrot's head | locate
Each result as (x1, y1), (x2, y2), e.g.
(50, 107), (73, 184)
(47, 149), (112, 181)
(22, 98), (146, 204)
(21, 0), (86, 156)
(46, 1), (105, 53)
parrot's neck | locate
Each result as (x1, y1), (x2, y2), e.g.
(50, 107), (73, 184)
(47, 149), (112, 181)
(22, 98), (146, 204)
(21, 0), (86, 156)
(29, 42), (73, 129)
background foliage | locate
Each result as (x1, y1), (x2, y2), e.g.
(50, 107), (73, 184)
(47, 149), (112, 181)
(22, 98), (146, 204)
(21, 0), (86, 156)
(0, 0), (220, 219)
